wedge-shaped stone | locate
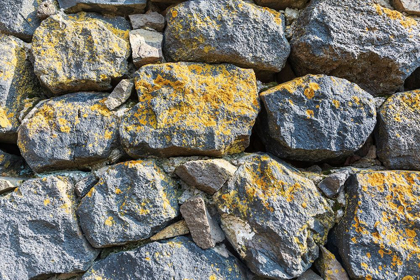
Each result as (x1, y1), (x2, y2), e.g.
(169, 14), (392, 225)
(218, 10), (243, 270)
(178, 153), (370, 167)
(57, 0), (147, 15)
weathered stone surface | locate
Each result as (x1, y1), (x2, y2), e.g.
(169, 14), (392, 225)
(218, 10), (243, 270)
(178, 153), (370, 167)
(175, 159), (237, 194)
(214, 153), (335, 279)
(82, 236), (246, 280)
(37, 0), (58, 20)
(254, 0), (309, 10)
(377, 90), (420, 169)
(315, 246), (349, 280)
(290, 0), (420, 95)
(334, 171), (420, 279)
(77, 160), (179, 248)
(0, 176), (99, 279)
(130, 29), (164, 68)
(129, 12), (166, 32)
(120, 63), (260, 158)
(318, 172), (350, 198)
(0, 34), (42, 143)
(18, 92), (121, 173)
(0, 177), (25, 194)
(32, 12), (130, 95)
(150, 220), (190, 241)
(164, 0), (290, 72)
(393, 0), (420, 15)
(259, 74), (376, 162)
(0, 149), (31, 177)
(104, 79), (133, 110)
(74, 174), (98, 197)
(297, 269), (323, 280)
(58, 0), (147, 15)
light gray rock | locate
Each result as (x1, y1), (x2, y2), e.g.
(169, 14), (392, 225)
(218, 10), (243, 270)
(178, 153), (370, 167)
(0, 177), (25, 194)
(104, 79), (133, 110)
(318, 172), (350, 198)
(57, 0), (147, 15)
(37, 0), (58, 20)
(129, 12), (166, 32)
(150, 220), (190, 241)
(130, 29), (164, 68)
(0, 149), (32, 177)
(74, 174), (98, 198)
(254, 0), (308, 9)
(393, 0), (420, 15)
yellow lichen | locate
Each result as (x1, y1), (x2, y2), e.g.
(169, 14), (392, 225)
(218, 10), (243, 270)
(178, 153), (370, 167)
(373, 4), (417, 29)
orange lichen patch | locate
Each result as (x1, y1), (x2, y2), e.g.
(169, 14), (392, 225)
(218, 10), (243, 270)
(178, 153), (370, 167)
(332, 100), (340, 109)
(262, 75), (323, 96)
(104, 216), (114, 226)
(306, 110), (314, 119)
(373, 4), (417, 29)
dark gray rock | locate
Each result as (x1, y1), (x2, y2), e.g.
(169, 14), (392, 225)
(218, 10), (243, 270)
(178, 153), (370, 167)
(0, 176), (99, 279)
(315, 246), (350, 280)
(74, 174), (98, 198)
(318, 172), (350, 198)
(77, 160), (179, 248)
(164, 0), (290, 73)
(32, 12), (130, 95)
(377, 90), (420, 169)
(129, 12), (166, 32)
(57, 0), (147, 15)
(393, 0), (420, 15)
(297, 269), (323, 280)
(81, 236), (246, 280)
(119, 62), (260, 158)
(0, 149), (32, 177)
(214, 153), (335, 279)
(254, 0), (309, 9)
(18, 92), (122, 173)
(290, 0), (420, 95)
(259, 74), (376, 162)
(334, 171), (420, 279)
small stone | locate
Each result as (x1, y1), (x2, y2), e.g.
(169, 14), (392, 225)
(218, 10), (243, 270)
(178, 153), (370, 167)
(74, 174), (98, 198)
(315, 246), (350, 280)
(129, 29), (164, 68)
(150, 220), (190, 241)
(0, 177), (25, 194)
(393, 0), (420, 15)
(57, 0), (147, 15)
(175, 159), (237, 194)
(318, 172), (350, 198)
(254, 0), (309, 10)
(37, 0), (58, 20)
(180, 196), (225, 249)
(306, 165), (322, 173)
(0, 149), (31, 177)
(104, 79), (133, 110)
(297, 269), (323, 280)
(129, 11), (165, 32)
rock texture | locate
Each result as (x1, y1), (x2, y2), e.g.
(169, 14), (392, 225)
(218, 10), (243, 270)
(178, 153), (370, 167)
(315, 246), (349, 280)
(104, 79), (134, 110)
(164, 0), (290, 72)
(259, 74), (376, 162)
(77, 160), (179, 248)
(290, 0), (420, 95)
(129, 12), (165, 32)
(130, 29), (164, 68)
(0, 176), (99, 279)
(214, 153), (335, 279)
(81, 236), (246, 280)
(254, 0), (309, 9)
(32, 12), (130, 95)
(393, 0), (420, 15)
(334, 171), (420, 279)
(120, 62), (260, 158)
(57, 0), (147, 15)
(150, 220), (190, 241)
(0, 149), (31, 177)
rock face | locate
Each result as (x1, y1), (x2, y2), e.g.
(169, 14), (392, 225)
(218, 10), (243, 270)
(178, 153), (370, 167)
(254, 0), (309, 9)
(377, 90), (420, 169)
(32, 12), (130, 95)
(0, 176), (99, 279)
(81, 236), (246, 280)
(0, 34), (42, 143)
(18, 92), (121, 173)
(57, 0), (147, 15)
(290, 0), (420, 95)
(77, 160), (179, 248)
(214, 153), (335, 279)
(334, 171), (420, 279)
(120, 63), (260, 158)
(164, 0), (290, 73)
(259, 74), (377, 162)
(393, 0), (420, 15)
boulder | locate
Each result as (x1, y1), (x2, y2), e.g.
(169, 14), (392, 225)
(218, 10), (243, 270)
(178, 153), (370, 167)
(393, 0), (420, 15)
(253, 0), (309, 10)
(259, 74), (376, 162)
(32, 12), (130, 95)
(57, 0), (147, 15)
(214, 153), (335, 279)
(119, 62), (260, 158)
(290, 0), (420, 95)
(0, 176), (99, 279)
(77, 160), (179, 248)
(164, 0), (290, 73)
(129, 12), (166, 32)
(130, 29), (164, 68)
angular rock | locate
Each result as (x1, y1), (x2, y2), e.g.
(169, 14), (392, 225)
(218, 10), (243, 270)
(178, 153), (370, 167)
(57, 0), (147, 15)
(129, 12), (166, 32)
(0, 34), (42, 143)
(74, 174), (98, 198)
(77, 160), (179, 248)
(393, 0), (420, 15)
(81, 236), (246, 280)
(318, 172), (350, 198)
(0, 149), (31, 177)
(259, 74), (377, 162)
(377, 90), (420, 169)
(334, 171), (420, 279)
(164, 0), (290, 72)
(315, 246), (349, 280)
(175, 159), (237, 194)
(0, 177), (25, 194)
(104, 79), (133, 110)
(120, 62), (260, 158)
(0, 176), (99, 279)
(214, 153), (335, 279)
(37, 0), (58, 20)
(254, 0), (309, 10)
(290, 0), (420, 95)
(130, 29), (164, 68)
(32, 12), (130, 95)
(150, 220), (190, 241)
(297, 269), (323, 280)
(18, 92), (121, 173)
(180, 196), (225, 249)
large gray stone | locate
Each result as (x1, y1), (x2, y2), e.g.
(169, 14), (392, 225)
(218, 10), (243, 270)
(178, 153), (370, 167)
(290, 0), (420, 95)
(58, 0), (147, 15)
(254, 0), (309, 10)
(0, 176), (99, 279)
(164, 0), (290, 73)
(393, 0), (420, 15)
(214, 153), (335, 279)
(81, 236), (246, 280)
(77, 160), (179, 248)
(259, 74), (377, 162)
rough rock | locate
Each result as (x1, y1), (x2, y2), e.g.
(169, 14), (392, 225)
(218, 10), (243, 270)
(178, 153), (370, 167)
(129, 12), (166, 32)
(254, 0), (309, 10)
(104, 79), (133, 110)
(175, 159), (237, 194)
(377, 90), (420, 169)
(297, 269), (323, 280)
(37, 0), (58, 20)
(81, 236), (246, 280)
(318, 172), (350, 198)
(0, 177), (25, 194)
(0, 176), (99, 279)
(77, 160), (179, 248)
(130, 29), (164, 68)
(150, 220), (190, 241)
(290, 0), (420, 95)
(32, 12), (130, 95)
(315, 246), (349, 280)
(405, 67), (420, 91)
(180, 196), (225, 249)
(120, 62), (260, 158)
(74, 174), (98, 197)
(0, 34), (42, 143)
(57, 0), (147, 15)
(18, 92), (122, 173)
(214, 153), (335, 279)
(393, 0), (420, 15)
(334, 171), (420, 279)
(259, 74), (377, 162)
(0, 149), (31, 177)
(164, 0), (290, 73)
